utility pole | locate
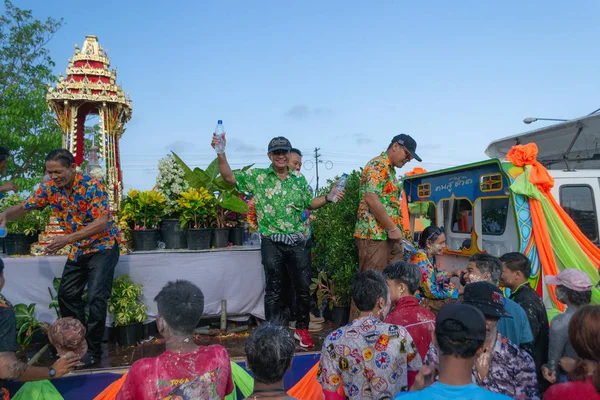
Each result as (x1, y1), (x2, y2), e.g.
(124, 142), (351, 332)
(314, 147), (321, 192)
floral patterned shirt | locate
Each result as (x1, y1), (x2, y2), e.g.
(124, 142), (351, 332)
(355, 152), (403, 240)
(24, 173), (118, 261)
(318, 316), (422, 400)
(234, 166), (312, 236)
(410, 250), (459, 300)
(425, 333), (540, 400)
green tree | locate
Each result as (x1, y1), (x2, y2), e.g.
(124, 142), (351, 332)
(0, 1), (63, 191)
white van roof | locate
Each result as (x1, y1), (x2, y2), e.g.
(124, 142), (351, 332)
(485, 113), (600, 169)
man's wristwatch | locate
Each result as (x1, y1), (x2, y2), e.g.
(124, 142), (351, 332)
(49, 367), (56, 379)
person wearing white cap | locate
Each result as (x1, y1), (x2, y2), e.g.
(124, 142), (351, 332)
(542, 268), (594, 385)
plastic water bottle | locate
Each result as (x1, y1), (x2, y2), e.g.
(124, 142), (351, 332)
(402, 238), (415, 253)
(0, 226), (7, 238)
(214, 120), (226, 154)
(331, 173), (348, 203)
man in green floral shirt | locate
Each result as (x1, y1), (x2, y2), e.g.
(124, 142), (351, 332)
(212, 135), (341, 348)
(355, 134), (421, 272)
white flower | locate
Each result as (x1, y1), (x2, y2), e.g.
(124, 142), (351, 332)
(278, 220), (287, 230)
(264, 204), (275, 215)
(265, 188), (275, 199)
(286, 206), (293, 215)
(256, 174), (266, 184)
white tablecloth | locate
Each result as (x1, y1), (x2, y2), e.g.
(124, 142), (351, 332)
(1, 248), (265, 325)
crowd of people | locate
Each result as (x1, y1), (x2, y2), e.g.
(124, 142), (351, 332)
(0, 131), (598, 400)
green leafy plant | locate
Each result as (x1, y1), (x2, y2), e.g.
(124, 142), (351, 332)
(171, 153), (252, 227)
(310, 271), (348, 309)
(0, 193), (51, 235)
(175, 187), (216, 229)
(0, 1), (64, 192)
(14, 303), (48, 349)
(108, 275), (148, 327)
(119, 189), (166, 230)
(155, 154), (190, 218)
(311, 170), (362, 307)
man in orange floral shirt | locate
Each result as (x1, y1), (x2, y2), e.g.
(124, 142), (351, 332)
(354, 134), (421, 272)
(0, 149), (119, 368)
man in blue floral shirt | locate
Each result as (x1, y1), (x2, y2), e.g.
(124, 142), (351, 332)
(0, 149), (119, 367)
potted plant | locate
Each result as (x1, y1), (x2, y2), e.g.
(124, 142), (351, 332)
(171, 153), (251, 248)
(14, 303), (49, 350)
(310, 271), (352, 325)
(0, 194), (51, 255)
(120, 189), (166, 251)
(176, 187), (216, 250)
(311, 171), (361, 324)
(156, 154), (190, 249)
(108, 275), (148, 347)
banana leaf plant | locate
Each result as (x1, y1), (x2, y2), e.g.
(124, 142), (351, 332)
(14, 303), (48, 349)
(171, 153), (253, 227)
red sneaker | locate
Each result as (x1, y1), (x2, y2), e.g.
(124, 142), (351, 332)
(294, 328), (315, 348)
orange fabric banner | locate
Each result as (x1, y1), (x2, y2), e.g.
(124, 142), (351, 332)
(401, 189), (410, 233)
(287, 362), (344, 400)
(528, 199), (564, 312)
(93, 373), (127, 400)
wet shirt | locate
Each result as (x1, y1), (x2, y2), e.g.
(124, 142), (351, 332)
(543, 375), (600, 400)
(24, 173), (118, 261)
(425, 333), (540, 399)
(234, 166), (312, 236)
(394, 383), (513, 400)
(509, 282), (549, 381)
(355, 152), (403, 241)
(497, 297), (534, 348)
(117, 345), (233, 400)
(0, 294), (17, 397)
(410, 250), (459, 300)
(317, 316), (422, 400)
(384, 296), (435, 360)
(547, 307), (578, 372)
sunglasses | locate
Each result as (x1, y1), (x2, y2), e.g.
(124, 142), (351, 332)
(271, 150), (290, 156)
(426, 226), (444, 241)
(396, 143), (413, 161)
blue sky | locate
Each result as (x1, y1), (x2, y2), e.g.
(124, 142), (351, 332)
(16, 0), (600, 191)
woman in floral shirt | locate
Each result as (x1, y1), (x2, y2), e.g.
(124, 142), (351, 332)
(409, 225), (461, 313)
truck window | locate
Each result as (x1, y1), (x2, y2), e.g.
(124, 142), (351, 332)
(481, 198), (509, 235)
(451, 199), (473, 233)
(560, 185), (599, 244)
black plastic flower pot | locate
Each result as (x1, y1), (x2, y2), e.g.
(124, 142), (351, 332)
(115, 323), (144, 347)
(330, 305), (350, 326)
(229, 227), (243, 246)
(4, 233), (32, 255)
(186, 228), (212, 250)
(160, 219), (187, 249)
(131, 229), (160, 251)
(212, 228), (230, 248)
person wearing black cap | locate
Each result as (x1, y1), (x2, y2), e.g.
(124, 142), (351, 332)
(424, 282), (540, 399)
(400, 303), (512, 399)
(354, 134), (421, 273)
(0, 259), (79, 398)
(211, 134), (342, 348)
(0, 147), (18, 198)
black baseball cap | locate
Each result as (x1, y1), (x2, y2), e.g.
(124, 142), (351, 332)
(436, 303), (486, 341)
(391, 134), (421, 162)
(267, 137), (292, 153)
(463, 281), (512, 319)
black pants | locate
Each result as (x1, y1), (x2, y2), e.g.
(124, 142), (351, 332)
(58, 243), (119, 357)
(261, 238), (310, 330)
(281, 238), (313, 322)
